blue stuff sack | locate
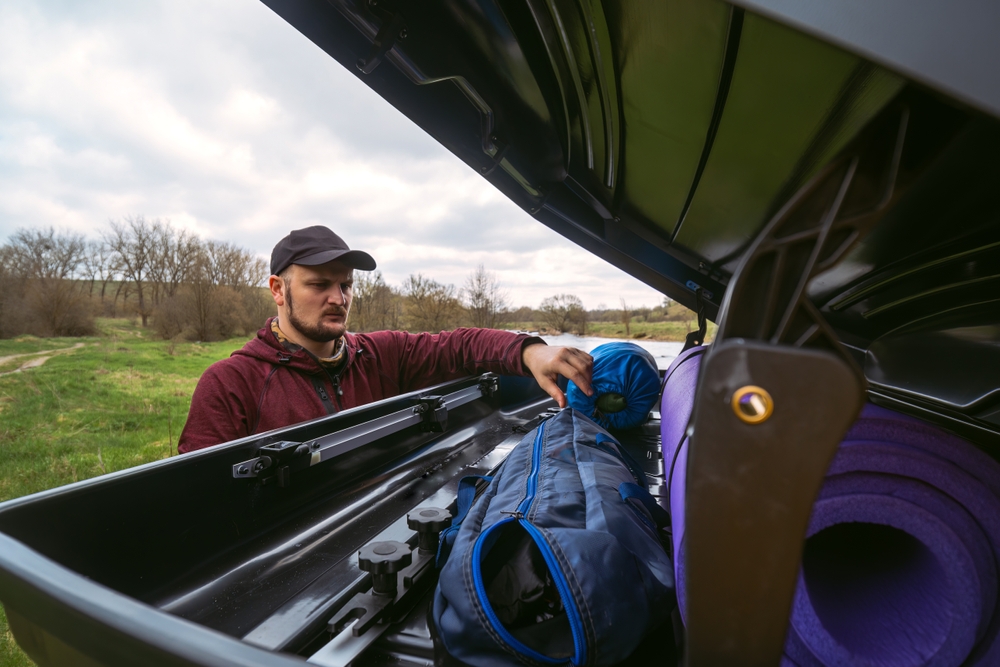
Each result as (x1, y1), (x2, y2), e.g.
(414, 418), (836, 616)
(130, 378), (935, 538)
(566, 342), (660, 430)
(432, 408), (674, 666)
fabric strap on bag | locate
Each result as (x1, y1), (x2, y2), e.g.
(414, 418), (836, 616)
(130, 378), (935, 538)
(619, 482), (671, 531)
(437, 475), (493, 566)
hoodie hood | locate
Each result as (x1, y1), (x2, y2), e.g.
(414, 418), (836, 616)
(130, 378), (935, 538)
(234, 317), (357, 375)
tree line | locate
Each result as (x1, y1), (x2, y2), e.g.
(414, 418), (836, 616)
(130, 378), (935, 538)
(0, 219), (694, 341)
(0, 216), (270, 341)
(350, 265), (511, 333)
(354, 280), (690, 337)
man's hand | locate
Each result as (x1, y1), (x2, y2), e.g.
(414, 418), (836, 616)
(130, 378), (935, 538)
(522, 343), (593, 408)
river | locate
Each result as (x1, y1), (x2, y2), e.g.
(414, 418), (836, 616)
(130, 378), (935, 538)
(539, 334), (684, 370)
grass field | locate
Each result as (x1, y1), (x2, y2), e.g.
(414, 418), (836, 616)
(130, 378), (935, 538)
(583, 320), (717, 341)
(0, 318), (251, 666)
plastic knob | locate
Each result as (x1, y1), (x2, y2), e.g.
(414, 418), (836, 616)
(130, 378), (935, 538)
(358, 541), (412, 574)
(407, 507), (453, 552)
(358, 541), (412, 596)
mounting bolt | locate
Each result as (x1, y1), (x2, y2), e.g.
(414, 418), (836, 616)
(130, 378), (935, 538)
(238, 466), (249, 475)
(252, 455), (272, 473)
(407, 507), (453, 552)
(358, 541), (412, 596)
(731, 386), (774, 425)
(398, 28), (407, 39)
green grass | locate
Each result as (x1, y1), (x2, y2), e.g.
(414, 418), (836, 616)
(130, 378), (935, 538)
(0, 607), (32, 667)
(0, 318), (252, 666)
(0, 319), (249, 503)
(584, 320), (717, 341)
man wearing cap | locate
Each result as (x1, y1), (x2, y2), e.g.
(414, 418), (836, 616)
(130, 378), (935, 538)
(178, 226), (593, 452)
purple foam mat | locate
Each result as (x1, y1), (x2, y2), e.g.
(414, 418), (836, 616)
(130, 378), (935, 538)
(660, 348), (1000, 667)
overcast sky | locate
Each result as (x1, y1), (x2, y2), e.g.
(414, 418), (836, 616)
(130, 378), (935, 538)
(0, 0), (666, 310)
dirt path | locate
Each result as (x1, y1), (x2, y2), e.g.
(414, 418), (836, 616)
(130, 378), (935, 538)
(0, 343), (86, 377)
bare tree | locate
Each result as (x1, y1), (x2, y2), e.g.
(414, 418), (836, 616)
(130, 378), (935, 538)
(539, 294), (587, 334)
(82, 240), (120, 310)
(154, 240), (270, 341)
(148, 224), (200, 303)
(620, 297), (631, 336)
(0, 244), (13, 337)
(6, 227), (87, 282)
(463, 264), (509, 329)
(105, 215), (160, 327)
(203, 241), (271, 330)
(352, 270), (401, 332)
(177, 250), (219, 341)
(404, 274), (461, 333)
(2, 227), (93, 336)
(203, 241), (266, 289)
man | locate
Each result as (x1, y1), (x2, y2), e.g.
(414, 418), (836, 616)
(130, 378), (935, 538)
(178, 226), (593, 452)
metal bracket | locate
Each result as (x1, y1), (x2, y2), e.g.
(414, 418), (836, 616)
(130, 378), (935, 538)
(327, 0), (546, 194)
(684, 104), (910, 666)
(682, 289), (708, 352)
(309, 512), (447, 666)
(414, 396), (447, 432)
(355, 1), (405, 74)
(685, 343), (862, 666)
(325, 543), (436, 639)
(478, 372), (499, 398)
(232, 374), (498, 481)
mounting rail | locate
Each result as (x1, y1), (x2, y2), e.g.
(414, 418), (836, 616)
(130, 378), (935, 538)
(232, 373), (499, 480)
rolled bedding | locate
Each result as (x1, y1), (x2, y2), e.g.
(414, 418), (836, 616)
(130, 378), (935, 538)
(661, 346), (1000, 667)
(567, 342), (660, 430)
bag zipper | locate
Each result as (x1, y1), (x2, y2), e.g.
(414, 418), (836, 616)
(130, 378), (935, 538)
(469, 421), (588, 666)
(516, 423), (547, 516)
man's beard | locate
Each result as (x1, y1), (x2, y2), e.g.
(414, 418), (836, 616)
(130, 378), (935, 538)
(285, 290), (348, 343)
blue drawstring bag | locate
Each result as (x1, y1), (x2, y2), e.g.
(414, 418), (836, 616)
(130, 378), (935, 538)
(432, 408), (674, 667)
(567, 342), (660, 430)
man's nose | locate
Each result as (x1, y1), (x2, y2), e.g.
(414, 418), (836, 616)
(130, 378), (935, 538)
(327, 285), (346, 305)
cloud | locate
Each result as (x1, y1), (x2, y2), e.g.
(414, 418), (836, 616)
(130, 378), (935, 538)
(0, 0), (666, 309)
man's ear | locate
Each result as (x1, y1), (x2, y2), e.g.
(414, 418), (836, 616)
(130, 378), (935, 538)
(269, 275), (285, 307)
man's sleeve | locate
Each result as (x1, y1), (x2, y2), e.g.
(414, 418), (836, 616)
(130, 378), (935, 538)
(388, 328), (544, 394)
(177, 363), (254, 453)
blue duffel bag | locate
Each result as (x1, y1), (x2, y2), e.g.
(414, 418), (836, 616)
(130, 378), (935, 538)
(432, 408), (674, 666)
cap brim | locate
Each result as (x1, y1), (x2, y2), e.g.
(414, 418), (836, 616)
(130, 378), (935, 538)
(296, 249), (377, 271)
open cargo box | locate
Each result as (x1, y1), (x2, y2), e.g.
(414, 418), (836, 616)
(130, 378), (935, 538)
(2, 0), (999, 665)
(1, 374), (677, 666)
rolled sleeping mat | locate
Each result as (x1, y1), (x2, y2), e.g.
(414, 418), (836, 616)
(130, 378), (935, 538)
(660, 347), (1000, 667)
(567, 342), (660, 430)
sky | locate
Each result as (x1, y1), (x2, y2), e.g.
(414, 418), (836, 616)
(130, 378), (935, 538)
(0, 0), (666, 310)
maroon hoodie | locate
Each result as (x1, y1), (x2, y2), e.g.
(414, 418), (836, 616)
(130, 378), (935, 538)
(178, 319), (541, 452)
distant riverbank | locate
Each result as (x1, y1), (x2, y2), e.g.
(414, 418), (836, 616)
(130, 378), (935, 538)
(540, 333), (684, 370)
(508, 320), (716, 345)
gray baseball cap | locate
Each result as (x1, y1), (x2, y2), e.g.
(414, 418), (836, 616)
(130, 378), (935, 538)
(270, 226), (376, 276)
